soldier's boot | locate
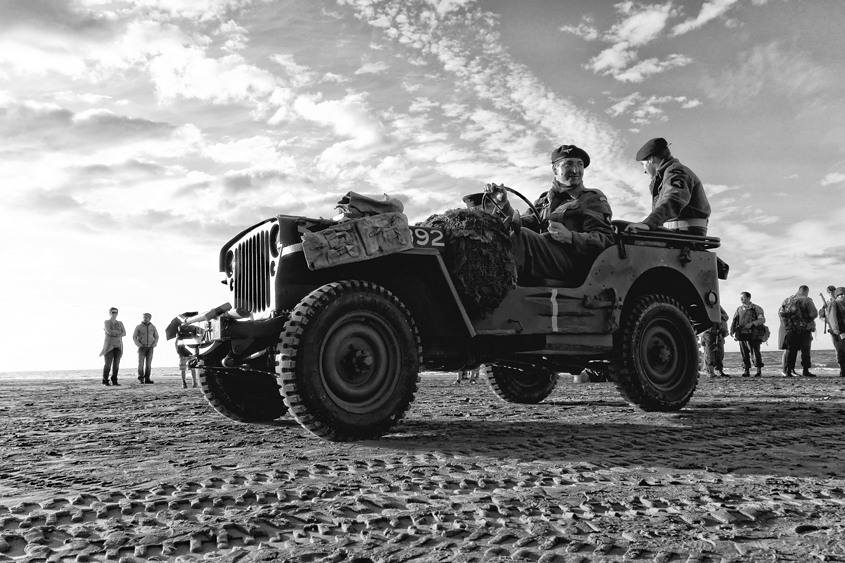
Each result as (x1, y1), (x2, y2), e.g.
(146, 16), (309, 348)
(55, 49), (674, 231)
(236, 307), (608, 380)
(741, 369), (750, 377)
(706, 365), (716, 378)
(802, 368), (816, 378)
(144, 378), (154, 384)
(755, 367), (762, 377)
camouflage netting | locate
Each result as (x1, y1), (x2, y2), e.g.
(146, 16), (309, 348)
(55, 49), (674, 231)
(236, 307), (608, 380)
(420, 208), (516, 315)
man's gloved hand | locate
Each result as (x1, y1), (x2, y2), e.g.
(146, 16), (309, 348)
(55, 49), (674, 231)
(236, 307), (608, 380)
(483, 182), (513, 218)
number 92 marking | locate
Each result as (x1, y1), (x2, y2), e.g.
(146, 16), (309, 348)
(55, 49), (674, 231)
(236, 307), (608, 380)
(412, 228), (445, 247)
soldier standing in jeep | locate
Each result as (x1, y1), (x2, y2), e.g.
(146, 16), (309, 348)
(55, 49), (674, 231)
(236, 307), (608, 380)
(626, 137), (711, 236)
(483, 144), (614, 285)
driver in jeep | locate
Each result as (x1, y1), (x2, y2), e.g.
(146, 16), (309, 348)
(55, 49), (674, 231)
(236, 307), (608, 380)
(484, 144), (614, 286)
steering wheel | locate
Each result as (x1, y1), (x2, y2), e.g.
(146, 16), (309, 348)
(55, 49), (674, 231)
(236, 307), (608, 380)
(482, 186), (545, 232)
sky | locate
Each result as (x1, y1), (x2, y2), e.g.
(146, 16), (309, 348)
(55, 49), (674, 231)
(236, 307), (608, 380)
(2, 0), (844, 372)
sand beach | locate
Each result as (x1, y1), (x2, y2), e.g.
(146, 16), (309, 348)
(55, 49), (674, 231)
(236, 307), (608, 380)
(2, 354), (845, 562)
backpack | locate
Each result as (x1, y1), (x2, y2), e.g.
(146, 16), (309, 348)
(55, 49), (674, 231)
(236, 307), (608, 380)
(748, 304), (770, 343)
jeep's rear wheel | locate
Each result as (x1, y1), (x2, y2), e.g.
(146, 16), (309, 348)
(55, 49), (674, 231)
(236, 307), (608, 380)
(277, 280), (420, 442)
(199, 367), (287, 422)
(612, 295), (699, 411)
(483, 362), (558, 404)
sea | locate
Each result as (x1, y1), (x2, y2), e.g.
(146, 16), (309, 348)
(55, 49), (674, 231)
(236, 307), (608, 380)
(0, 350), (841, 380)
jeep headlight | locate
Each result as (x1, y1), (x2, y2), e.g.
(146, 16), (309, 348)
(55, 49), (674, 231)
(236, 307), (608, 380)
(225, 250), (235, 278)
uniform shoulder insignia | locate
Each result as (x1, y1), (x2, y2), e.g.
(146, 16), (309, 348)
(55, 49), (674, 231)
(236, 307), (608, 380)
(670, 177), (685, 188)
(599, 196), (607, 202)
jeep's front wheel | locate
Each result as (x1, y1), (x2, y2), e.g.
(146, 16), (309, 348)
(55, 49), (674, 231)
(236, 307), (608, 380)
(483, 362), (558, 404)
(277, 281), (420, 441)
(612, 295), (699, 411)
(199, 367), (287, 422)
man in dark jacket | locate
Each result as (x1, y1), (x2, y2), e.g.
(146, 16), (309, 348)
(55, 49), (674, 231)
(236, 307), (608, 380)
(626, 137), (711, 236)
(484, 144), (614, 285)
(779, 285), (818, 377)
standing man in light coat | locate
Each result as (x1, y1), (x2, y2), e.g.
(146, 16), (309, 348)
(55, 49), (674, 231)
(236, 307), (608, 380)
(133, 313), (159, 384)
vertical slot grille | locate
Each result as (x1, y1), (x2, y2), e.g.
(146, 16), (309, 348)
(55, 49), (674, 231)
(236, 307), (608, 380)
(232, 226), (273, 313)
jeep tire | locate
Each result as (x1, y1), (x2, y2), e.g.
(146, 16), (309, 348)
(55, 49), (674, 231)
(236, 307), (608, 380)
(612, 294), (699, 411)
(198, 367), (287, 422)
(277, 280), (420, 442)
(483, 362), (558, 404)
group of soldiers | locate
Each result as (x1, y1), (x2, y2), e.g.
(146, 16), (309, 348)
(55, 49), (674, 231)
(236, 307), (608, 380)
(701, 285), (845, 379)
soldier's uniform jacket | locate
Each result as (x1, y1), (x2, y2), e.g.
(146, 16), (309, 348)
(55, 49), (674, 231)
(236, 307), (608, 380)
(730, 303), (765, 335)
(779, 295), (818, 332)
(521, 182), (614, 260)
(642, 157), (711, 230)
(825, 298), (845, 335)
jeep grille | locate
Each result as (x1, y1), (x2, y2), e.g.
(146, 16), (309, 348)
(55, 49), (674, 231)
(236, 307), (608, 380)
(231, 226), (275, 313)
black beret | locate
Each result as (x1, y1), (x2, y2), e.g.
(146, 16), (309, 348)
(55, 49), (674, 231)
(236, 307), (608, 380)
(551, 144), (590, 168)
(635, 137), (669, 161)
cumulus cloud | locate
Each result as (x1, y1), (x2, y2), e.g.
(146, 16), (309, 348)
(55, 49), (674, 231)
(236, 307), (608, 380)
(355, 61), (390, 75)
(115, 0), (255, 21)
(584, 2), (682, 81)
(292, 92), (389, 176)
(560, 19), (599, 41)
(821, 172), (845, 186)
(150, 49), (280, 105)
(605, 93), (702, 124)
(613, 53), (692, 83)
(671, 0), (741, 36)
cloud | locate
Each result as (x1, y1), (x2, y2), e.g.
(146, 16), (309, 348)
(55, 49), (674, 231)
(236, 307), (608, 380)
(271, 53), (315, 87)
(585, 2), (680, 81)
(150, 49), (281, 105)
(355, 61), (390, 75)
(671, 0), (741, 36)
(605, 93), (701, 124)
(613, 53), (692, 83)
(821, 172), (845, 186)
(560, 18), (599, 41)
(292, 92), (389, 175)
(703, 42), (830, 106)
(204, 136), (297, 170)
(117, 0), (255, 21)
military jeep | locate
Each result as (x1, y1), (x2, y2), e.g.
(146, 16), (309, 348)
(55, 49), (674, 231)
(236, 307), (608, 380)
(174, 190), (728, 442)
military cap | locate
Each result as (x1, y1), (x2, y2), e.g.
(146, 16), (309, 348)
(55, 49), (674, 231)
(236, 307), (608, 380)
(551, 144), (590, 168)
(835, 287), (845, 298)
(635, 137), (669, 161)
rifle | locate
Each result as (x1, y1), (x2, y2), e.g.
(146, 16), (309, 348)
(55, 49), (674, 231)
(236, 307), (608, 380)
(820, 292), (830, 334)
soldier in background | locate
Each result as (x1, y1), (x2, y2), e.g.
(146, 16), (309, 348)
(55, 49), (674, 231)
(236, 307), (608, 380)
(823, 287), (845, 377)
(778, 285), (818, 377)
(701, 307), (730, 378)
(730, 292), (766, 377)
